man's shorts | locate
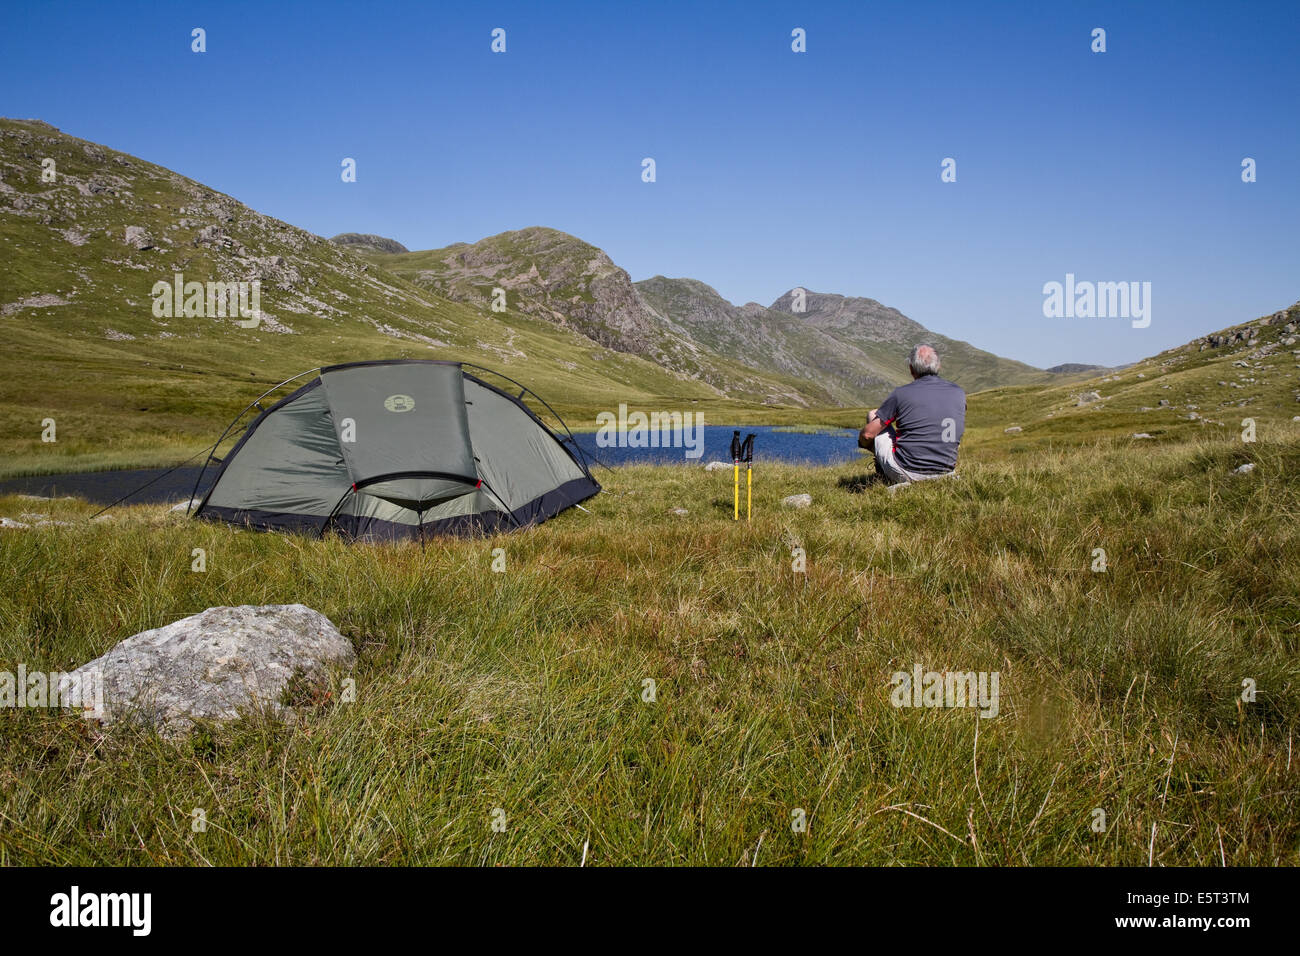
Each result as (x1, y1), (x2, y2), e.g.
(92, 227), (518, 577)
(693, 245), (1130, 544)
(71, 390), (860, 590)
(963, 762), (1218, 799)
(873, 432), (954, 486)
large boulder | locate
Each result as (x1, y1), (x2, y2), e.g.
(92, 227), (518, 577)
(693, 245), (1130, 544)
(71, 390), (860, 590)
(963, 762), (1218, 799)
(65, 604), (353, 733)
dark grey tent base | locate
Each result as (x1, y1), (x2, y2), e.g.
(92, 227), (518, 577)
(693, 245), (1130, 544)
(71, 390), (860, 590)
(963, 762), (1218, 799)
(198, 475), (600, 541)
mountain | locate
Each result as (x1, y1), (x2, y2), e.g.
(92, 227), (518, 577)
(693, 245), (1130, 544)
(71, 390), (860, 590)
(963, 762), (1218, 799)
(0, 119), (826, 474)
(633, 276), (898, 405)
(765, 289), (1049, 395)
(330, 233), (409, 254)
(1046, 363), (1108, 374)
(10, 118), (1288, 479)
(359, 228), (833, 407)
(365, 234), (1048, 406)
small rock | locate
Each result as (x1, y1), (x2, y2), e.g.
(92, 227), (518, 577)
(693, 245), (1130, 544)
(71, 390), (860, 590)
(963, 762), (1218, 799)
(1233, 463), (1255, 475)
(1157, 399), (1170, 407)
(170, 499), (199, 513)
(668, 508), (689, 516)
(1076, 391), (1101, 406)
(123, 225), (153, 250)
(781, 494), (813, 509)
(702, 461), (732, 472)
(1004, 426), (1022, 434)
(0, 517), (30, 529)
(1131, 433), (1153, 439)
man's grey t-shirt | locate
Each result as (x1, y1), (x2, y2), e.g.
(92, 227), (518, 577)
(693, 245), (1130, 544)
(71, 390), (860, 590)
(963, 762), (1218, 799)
(876, 374), (966, 474)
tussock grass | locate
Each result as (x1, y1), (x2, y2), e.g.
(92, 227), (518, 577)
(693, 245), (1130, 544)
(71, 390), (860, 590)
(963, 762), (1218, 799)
(0, 432), (1297, 865)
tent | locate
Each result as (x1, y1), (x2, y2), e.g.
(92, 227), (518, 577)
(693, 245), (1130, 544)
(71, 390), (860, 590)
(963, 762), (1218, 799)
(191, 360), (599, 541)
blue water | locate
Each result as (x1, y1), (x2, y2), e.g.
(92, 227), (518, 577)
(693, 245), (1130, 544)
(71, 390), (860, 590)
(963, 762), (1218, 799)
(0, 426), (867, 506)
(569, 425), (864, 467)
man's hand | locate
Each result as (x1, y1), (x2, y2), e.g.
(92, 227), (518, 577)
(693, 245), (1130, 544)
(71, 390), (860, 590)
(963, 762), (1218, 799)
(858, 409), (884, 449)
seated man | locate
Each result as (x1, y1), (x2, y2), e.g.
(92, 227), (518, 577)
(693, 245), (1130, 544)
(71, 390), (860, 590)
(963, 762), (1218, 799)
(858, 344), (966, 485)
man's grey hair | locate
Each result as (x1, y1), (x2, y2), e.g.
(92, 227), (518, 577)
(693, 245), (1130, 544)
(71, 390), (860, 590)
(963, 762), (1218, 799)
(909, 344), (941, 376)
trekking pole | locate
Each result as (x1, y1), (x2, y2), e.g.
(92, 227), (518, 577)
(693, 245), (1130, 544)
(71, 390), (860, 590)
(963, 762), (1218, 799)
(742, 433), (755, 522)
(730, 430), (741, 521)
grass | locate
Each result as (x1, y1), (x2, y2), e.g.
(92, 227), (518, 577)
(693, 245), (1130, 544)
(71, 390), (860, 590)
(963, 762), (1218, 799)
(0, 430), (1296, 865)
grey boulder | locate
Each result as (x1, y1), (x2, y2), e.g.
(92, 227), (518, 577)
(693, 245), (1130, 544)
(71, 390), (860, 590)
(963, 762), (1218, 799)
(65, 604), (353, 733)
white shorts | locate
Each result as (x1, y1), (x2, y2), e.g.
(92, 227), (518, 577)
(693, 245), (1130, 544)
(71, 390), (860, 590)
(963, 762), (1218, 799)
(874, 433), (953, 485)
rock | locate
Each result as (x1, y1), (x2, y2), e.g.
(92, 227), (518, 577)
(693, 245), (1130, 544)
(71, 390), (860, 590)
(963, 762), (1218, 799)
(703, 461), (733, 472)
(1186, 412), (1200, 420)
(1076, 391), (1101, 406)
(1131, 433), (1153, 439)
(1233, 463), (1255, 475)
(170, 499), (199, 513)
(64, 604), (354, 733)
(1293, 416), (1300, 422)
(1157, 399), (1170, 407)
(668, 507), (689, 516)
(1004, 426), (1022, 434)
(123, 225), (153, 250)
(781, 494), (813, 509)
(1137, 373), (1146, 378)
(0, 517), (30, 529)
(1218, 381), (1228, 387)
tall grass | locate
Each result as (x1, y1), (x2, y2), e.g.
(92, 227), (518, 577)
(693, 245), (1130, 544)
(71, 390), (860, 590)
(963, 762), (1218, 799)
(0, 433), (1296, 865)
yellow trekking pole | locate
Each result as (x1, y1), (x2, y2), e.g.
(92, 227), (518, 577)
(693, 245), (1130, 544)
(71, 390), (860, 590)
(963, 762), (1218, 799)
(730, 431), (741, 521)
(741, 433), (755, 523)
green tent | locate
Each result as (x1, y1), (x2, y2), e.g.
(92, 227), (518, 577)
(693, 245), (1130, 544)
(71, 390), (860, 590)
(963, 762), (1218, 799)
(193, 360), (599, 541)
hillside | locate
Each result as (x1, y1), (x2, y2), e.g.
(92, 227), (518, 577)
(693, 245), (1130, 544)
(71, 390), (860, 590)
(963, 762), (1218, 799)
(766, 289), (1050, 395)
(965, 301), (1300, 453)
(364, 232), (1048, 407)
(359, 227), (834, 407)
(3, 118), (1295, 480)
(634, 276), (898, 405)
(0, 120), (828, 477)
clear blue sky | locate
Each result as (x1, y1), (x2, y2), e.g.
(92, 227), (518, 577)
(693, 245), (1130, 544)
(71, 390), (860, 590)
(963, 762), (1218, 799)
(2, 0), (1297, 368)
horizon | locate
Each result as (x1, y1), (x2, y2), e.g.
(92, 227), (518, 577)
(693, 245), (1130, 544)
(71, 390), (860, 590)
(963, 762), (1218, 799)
(2, 0), (1297, 369)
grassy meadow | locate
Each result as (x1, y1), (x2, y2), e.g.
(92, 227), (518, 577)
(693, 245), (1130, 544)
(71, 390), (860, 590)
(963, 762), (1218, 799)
(1, 424), (1296, 865)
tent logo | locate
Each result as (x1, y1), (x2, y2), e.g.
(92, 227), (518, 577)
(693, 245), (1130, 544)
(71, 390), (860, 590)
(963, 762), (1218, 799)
(384, 394), (415, 413)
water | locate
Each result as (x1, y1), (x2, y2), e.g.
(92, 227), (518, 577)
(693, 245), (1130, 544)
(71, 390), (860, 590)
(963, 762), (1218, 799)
(0, 426), (866, 506)
(569, 424), (863, 468)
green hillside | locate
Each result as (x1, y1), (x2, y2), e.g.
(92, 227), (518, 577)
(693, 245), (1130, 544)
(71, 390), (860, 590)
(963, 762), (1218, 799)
(0, 121), (823, 478)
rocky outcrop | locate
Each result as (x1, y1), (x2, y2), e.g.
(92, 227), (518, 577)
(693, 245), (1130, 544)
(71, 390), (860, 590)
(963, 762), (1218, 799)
(331, 233), (409, 254)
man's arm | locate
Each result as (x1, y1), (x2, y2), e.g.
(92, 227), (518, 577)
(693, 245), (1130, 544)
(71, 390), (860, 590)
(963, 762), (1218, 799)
(858, 409), (884, 448)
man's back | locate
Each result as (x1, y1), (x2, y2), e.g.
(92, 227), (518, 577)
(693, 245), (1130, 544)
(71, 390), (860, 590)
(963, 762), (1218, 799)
(876, 374), (966, 474)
